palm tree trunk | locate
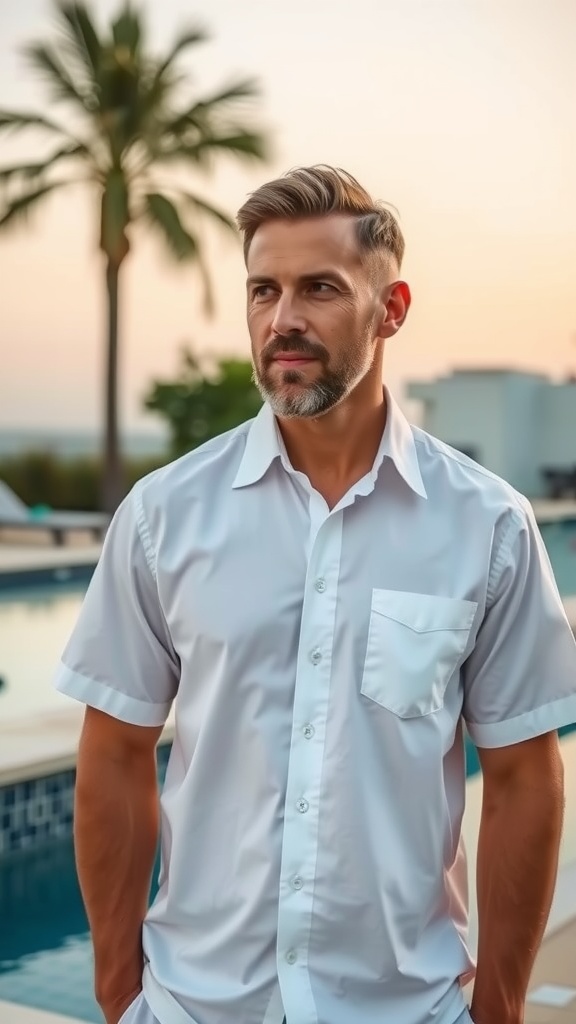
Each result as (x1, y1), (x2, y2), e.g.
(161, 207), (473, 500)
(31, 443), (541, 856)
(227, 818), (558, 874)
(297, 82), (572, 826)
(102, 259), (124, 515)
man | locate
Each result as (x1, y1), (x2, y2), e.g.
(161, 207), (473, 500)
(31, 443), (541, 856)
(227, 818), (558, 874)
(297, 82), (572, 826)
(55, 165), (576, 1024)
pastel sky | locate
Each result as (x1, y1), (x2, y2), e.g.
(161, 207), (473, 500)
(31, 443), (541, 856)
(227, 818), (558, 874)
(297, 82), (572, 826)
(1, 0), (575, 431)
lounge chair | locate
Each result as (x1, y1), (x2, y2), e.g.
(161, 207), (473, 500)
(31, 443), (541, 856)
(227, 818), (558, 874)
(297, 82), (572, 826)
(0, 480), (109, 545)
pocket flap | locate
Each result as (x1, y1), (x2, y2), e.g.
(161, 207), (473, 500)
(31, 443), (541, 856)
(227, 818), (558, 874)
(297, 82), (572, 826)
(370, 589), (477, 633)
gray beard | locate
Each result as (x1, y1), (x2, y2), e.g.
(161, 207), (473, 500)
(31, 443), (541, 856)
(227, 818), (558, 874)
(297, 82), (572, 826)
(252, 348), (374, 419)
(253, 369), (347, 418)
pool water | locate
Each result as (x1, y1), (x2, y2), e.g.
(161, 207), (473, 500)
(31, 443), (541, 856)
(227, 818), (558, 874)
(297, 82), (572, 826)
(539, 518), (576, 598)
(0, 751), (170, 1023)
(0, 840), (166, 1022)
(0, 840), (108, 1022)
(0, 581), (87, 720)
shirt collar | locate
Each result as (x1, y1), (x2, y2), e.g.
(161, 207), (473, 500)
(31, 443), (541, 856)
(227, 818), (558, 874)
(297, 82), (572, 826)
(232, 389), (427, 499)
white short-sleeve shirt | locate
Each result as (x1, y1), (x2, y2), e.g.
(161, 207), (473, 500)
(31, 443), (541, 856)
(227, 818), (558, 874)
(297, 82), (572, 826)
(55, 392), (576, 1024)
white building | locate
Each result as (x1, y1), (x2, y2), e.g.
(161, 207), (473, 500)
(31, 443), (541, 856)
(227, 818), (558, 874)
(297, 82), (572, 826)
(407, 369), (576, 498)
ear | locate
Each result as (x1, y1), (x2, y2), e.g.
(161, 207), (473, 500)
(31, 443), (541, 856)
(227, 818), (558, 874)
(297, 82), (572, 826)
(379, 280), (411, 339)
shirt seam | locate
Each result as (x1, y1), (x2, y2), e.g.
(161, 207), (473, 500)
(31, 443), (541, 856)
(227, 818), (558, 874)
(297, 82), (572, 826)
(485, 505), (526, 607)
(131, 483), (182, 673)
(412, 431), (528, 502)
(133, 481), (158, 580)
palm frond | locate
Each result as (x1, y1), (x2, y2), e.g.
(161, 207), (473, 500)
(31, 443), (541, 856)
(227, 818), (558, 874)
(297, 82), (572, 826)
(0, 109), (71, 137)
(112, 5), (142, 55)
(144, 192), (214, 312)
(162, 131), (268, 168)
(186, 78), (259, 114)
(0, 180), (72, 230)
(24, 43), (93, 109)
(57, 2), (102, 78)
(191, 246), (215, 317)
(144, 192), (198, 260)
(0, 142), (92, 186)
(153, 25), (208, 81)
(164, 79), (259, 138)
(177, 192), (237, 234)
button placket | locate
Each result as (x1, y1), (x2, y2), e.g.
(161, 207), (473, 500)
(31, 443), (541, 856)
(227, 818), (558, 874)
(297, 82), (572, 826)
(276, 512), (344, 1024)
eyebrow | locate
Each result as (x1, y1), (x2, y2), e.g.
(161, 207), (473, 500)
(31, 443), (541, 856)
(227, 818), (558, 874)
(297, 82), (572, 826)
(246, 270), (349, 289)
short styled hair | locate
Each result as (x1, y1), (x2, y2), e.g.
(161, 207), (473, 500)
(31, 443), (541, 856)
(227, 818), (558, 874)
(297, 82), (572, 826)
(236, 164), (405, 268)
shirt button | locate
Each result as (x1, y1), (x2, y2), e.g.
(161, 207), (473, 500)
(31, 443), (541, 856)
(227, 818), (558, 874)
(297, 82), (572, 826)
(296, 798), (309, 814)
(302, 724), (315, 739)
(310, 648), (322, 665)
(285, 949), (297, 965)
(314, 578), (326, 593)
(292, 876), (304, 890)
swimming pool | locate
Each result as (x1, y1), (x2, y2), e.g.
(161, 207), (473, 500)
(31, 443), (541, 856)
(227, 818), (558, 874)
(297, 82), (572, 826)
(0, 748), (170, 1022)
(0, 581), (87, 720)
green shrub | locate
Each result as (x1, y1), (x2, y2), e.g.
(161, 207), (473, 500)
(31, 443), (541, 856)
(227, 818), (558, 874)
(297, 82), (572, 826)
(0, 452), (166, 512)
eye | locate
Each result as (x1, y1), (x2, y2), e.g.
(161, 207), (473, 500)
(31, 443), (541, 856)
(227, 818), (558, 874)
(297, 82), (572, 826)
(308, 281), (335, 294)
(252, 284), (274, 299)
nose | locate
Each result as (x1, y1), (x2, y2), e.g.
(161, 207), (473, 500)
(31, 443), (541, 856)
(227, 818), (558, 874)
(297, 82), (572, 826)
(271, 291), (307, 338)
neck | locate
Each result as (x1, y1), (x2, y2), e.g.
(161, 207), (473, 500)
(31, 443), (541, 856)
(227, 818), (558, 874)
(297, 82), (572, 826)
(275, 374), (387, 505)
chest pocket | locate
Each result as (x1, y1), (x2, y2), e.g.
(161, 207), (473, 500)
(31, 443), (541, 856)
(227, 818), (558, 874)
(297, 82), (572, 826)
(361, 589), (477, 719)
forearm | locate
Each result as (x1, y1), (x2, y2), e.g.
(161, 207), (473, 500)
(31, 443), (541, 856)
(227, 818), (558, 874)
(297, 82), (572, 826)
(471, 771), (564, 1024)
(74, 738), (159, 1006)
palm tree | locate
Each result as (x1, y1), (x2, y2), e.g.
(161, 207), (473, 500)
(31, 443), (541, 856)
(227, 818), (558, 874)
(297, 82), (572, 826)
(0, 2), (268, 514)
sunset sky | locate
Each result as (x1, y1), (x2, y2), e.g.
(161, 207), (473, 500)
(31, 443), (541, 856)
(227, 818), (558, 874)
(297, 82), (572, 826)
(0, 0), (575, 432)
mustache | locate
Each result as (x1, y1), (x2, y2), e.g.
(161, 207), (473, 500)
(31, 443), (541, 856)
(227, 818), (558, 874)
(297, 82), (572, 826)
(262, 334), (328, 365)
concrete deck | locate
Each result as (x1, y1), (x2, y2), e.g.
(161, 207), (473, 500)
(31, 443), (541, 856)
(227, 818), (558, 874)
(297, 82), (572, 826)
(0, 705), (175, 785)
(531, 499), (576, 524)
(0, 541), (101, 574)
(0, 1004), (85, 1023)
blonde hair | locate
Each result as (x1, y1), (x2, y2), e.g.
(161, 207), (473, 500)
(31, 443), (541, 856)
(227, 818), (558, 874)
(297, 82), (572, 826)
(236, 165), (405, 268)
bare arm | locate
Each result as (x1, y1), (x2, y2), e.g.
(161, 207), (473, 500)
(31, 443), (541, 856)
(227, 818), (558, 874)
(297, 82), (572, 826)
(74, 706), (164, 1024)
(471, 731), (565, 1024)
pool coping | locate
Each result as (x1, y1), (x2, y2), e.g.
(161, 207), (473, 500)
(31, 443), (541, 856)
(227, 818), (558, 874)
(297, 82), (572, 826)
(0, 1002), (87, 1024)
(0, 706), (175, 786)
(0, 543), (100, 592)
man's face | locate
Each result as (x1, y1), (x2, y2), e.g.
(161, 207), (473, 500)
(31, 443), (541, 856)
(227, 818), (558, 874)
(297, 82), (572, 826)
(246, 215), (389, 418)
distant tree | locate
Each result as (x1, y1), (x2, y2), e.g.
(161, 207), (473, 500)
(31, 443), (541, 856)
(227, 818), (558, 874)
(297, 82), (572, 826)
(0, 1), (268, 513)
(144, 347), (262, 457)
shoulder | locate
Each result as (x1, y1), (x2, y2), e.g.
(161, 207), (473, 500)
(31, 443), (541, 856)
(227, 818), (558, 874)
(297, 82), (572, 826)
(412, 424), (530, 515)
(130, 419), (254, 520)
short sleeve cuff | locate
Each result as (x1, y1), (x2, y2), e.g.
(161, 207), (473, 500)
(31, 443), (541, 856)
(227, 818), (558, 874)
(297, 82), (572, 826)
(54, 662), (172, 727)
(466, 693), (576, 748)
